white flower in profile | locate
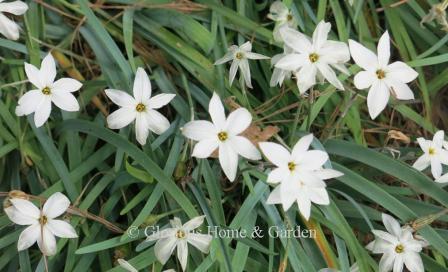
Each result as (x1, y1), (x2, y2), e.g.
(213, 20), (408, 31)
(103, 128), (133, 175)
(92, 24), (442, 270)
(275, 21), (350, 94)
(270, 46), (293, 87)
(16, 53), (82, 127)
(117, 259), (138, 272)
(214, 41), (269, 88)
(181, 92), (261, 181)
(4, 192), (78, 256)
(0, 0), (28, 40)
(349, 32), (419, 119)
(366, 213), (427, 272)
(267, 1), (297, 42)
(105, 67), (175, 145)
(259, 134), (343, 219)
(145, 216), (212, 272)
(412, 130), (448, 179)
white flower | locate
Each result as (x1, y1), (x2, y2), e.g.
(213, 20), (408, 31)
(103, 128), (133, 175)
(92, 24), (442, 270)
(366, 213), (427, 272)
(4, 192), (78, 256)
(145, 216), (212, 271)
(181, 92), (261, 181)
(16, 53), (82, 127)
(214, 41), (269, 88)
(412, 130), (448, 179)
(267, 1), (297, 42)
(259, 134), (343, 219)
(349, 32), (419, 119)
(275, 21), (350, 94)
(0, 0), (28, 40)
(270, 46), (293, 87)
(105, 67), (175, 145)
(117, 259), (138, 272)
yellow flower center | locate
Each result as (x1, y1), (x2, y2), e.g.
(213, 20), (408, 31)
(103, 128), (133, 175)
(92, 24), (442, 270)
(309, 53), (319, 63)
(395, 244), (404, 253)
(429, 147), (436, 155)
(39, 215), (48, 225)
(287, 14), (293, 21)
(42, 87), (51, 95)
(288, 162), (296, 171)
(175, 230), (186, 239)
(235, 52), (244, 60)
(135, 103), (146, 112)
(218, 131), (228, 142)
(376, 69), (386, 79)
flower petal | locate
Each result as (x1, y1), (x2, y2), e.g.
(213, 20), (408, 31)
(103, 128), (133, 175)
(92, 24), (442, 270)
(314, 169), (344, 180)
(404, 252), (424, 272)
(34, 96), (52, 127)
(353, 71), (375, 90)
(154, 237), (177, 264)
(0, 13), (20, 40)
(433, 130), (445, 148)
(367, 81), (389, 119)
(319, 41), (350, 64)
(4, 206), (37, 225)
(280, 27), (312, 53)
(37, 226), (57, 256)
(192, 139), (219, 158)
(259, 142), (290, 167)
(296, 193), (312, 219)
(51, 78), (82, 93)
(40, 54), (57, 87)
(225, 108), (252, 135)
(379, 253), (395, 272)
(107, 108), (136, 129)
(381, 213), (401, 237)
(296, 150), (329, 170)
(135, 114), (149, 145)
(214, 51), (234, 65)
(348, 39), (378, 71)
(0, 1), (28, 15)
(10, 198), (40, 219)
(296, 65), (317, 94)
(181, 120), (216, 141)
(218, 142), (239, 181)
(312, 21), (331, 50)
(240, 41), (252, 52)
(393, 255), (404, 272)
(46, 219), (78, 238)
(412, 154), (430, 171)
(239, 59), (252, 88)
(17, 224), (39, 251)
(307, 187), (330, 205)
(117, 259), (138, 272)
(316, 62), (344, 90)
(372, 230), (398, 243)
(291, 134), (313, 158)
(105, 89), (135, 108)
(51, 92), (80, 112)
(145, 109), (170, 135)
(430, 157), (442, 178)
(229, 60), (238, 86)
(209, 92), (226, 130)
(16, 90), (43, 116)
(386, 79), (414, 100)
(43, 192), (70, 219)
(266, 185), (282, 204)
(133, 67), (151, 102)
(187, 233), (212, 253)
(275, 53), (307, 71)
(148, 93), (175, 109)
(386, 61), (418, 83)
(377, 31), (391, 67)
(183, 215), (205, 231)
(24, 62), (43, 88)
(229, 135), (261, 160)
(267, 167), (289, 184)
(177, 239), (188, 271)
(245, 52), (270, 60)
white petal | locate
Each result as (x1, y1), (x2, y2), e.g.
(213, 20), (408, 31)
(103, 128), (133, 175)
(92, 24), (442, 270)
(225, 108), (252, 135)
(382, 213), (401, 237)
(386, 61), (418, 83)
(245, 52), (270, 60)
(209, 92), (226, 130)
(10, 198), (40, 219)
(181, 120), (216, 141)
(145, 109), (170, 135)
(105, 89), (135, 108)
(24, 62), (43, 88)
(154, 237), (177, 264)
(218, 142), (239, 181)
(51, 92), (79, 112)
(348, 39), (378, 71)
(353, 71), (375, 90)
(183, 215), (205, 231)
(433, 130), (445, 148)
(135, 114), (149, 145)
(117, 259), (138, 272)
(437, 149), (448, 165)
(240, 41), (252, 52)
(379, 253), (395, 272)
(417, 138), (430, 153)
(296, 150), (329, 170)
(307, 187), (330, 205)
(4, 206), (37, 225)
(386, 79), (414, 100)
(296, 194), (312, 219)
(267, 167), (289, 184)
(43, 192), (70, 219)
(280, 27), (312, 53)
(148, 93), (175, 109)
(187, 233), (212, 253)
(0, 13), (20, 40)
(312, 21), (331, 50)
(259, 142), (290, 167)
(319, 41), (350, 64)
(46, 219), (78, 238)
(40, 54), (57, 87)
(170, 217), (183, 228)
(291, 134), (313, 158)
(17, 224), (39, 251)
(435, 173), (448, 183)
(280, 178), (300, 211)
(393, 255), (404, 272)
(229, 61), (238, 86)
(146, 228), (176, 242)
(404, 252), (424, 272)
(430, 157), (442, 178)
(192, 139), (219, 158)
(275, 53), (307, 71)
(367, 81), (390, 120)
(239, 60), (252, 88)
(372, 230), (398, 243)
(16, 90), (43, 116)
(229, 135), (261, 160)
(0, 1), (28, 15)
(107, 108), (136, 129)
(133, 67), (151, 102)
(270, 67), (287, 87)
(377, 32), (391, 67)
(316, 62), (344, 90)
(37, 226), (57, 256)
(266, 186), (282, 204)
(177, 239), (188, 271)
(214, 51), (234, 65)
(314, 169), (344, 180)
(51, 78), (82, 93)
(34, 97), (52, 127)
(296, 65), (317, 94)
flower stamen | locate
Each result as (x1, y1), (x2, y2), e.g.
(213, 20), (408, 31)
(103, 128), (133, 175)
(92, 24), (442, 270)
(288, 162), (296, 171)
(235, 52), (244, 60)
(287, 14), (293, 21)
(309, 53), (319, 63)
(218, 131), (228, 142)
(135, 103), (146, 112)
(42, 87), (51, 95)
(395, 244), (404, 253)
(376, 69), (386, 79)
(429, 147), (436, 155)
(175, 230), (186, 239)
(39, 215), (48, 225)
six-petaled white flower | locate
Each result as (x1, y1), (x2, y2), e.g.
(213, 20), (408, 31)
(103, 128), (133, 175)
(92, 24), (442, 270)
(267, 1), (297, 42)
(4, 192), (78, 256)
(259, 134), (343, 219)
(349, 31), (419, 119)
(214, 41), (269, 88)
(105, 67), (176, 145)
(181, 92), (261, 181)
(412, 130), (448, 179)
(16, 53), (82, 127)
(366, 213), (427, 272)
(0, 0), (28, 40)
(145, 216), (212, 271)
(275, 21), (350, 94)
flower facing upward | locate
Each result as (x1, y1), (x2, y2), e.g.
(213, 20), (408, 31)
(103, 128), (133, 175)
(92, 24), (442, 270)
(267, 1), (297, 42)
(412, 130), (448, 179)
(4, 192), (78, 256)
(366, 214), (427, 272)
(214, 41), (269, 88)
(145, 216), (212, 271)
(181, 92), (261, 181)
(349, 32), (419, 119)
(105, 67), (176, 145)
(0, 0), (28, 40)
(259, 134), (343, 219)
(16, 53), (82, 127)
(275, 21), (350, 94)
